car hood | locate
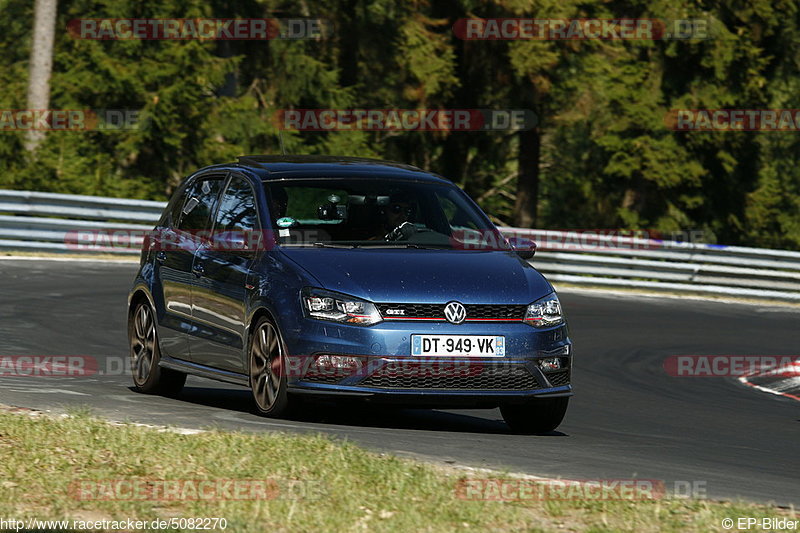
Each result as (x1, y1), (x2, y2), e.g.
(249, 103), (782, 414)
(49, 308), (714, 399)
(280, 248), (553, 304)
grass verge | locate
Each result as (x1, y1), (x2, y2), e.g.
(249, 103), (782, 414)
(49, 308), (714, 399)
(0, 410), (796, 532)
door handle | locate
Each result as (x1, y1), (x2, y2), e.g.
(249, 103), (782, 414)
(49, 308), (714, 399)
(192, 263), (205, 277)
(155, 251), (167, 263)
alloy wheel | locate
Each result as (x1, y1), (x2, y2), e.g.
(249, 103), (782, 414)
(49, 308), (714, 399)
(131, 303), (156, 385)
(250, 321), (285, 412)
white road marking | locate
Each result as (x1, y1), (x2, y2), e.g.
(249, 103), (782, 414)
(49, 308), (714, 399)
(4, 388), (89, 396)
(0, 255), (137, 264)
(738, 362), (800, 402)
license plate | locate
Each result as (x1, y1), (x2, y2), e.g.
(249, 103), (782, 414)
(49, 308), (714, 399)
(411, 335), (505, 357)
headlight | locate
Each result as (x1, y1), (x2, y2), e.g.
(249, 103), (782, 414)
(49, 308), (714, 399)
(524, 293), (564, 327)
(302, 288), (383, 326)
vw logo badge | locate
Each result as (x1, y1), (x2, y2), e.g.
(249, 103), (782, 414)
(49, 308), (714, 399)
(444, 301), (467, 325)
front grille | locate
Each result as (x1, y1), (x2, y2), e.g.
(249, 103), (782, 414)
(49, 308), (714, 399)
(546, 370), (571, 387)
(467, 304), (528, 319)
(377, 303), (527, 321)
(377, 303), (441, 318)
(300, 373), (344, 385)
(358, 364), (540, 390)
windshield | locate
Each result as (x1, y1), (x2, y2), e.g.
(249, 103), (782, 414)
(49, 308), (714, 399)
(264, 178), (507, 250)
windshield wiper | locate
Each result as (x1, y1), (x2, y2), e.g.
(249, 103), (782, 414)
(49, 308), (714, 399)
(280, 242), (358, 249)
(359, 242), (451, 249)
(311, 242), (359, 249)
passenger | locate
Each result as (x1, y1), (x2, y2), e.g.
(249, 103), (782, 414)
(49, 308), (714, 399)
(269, 187), (288, 221)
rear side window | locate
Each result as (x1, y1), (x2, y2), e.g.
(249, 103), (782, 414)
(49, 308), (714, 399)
(165, 186), (186, 228)
(176, 177), (224, 232)
(214, 176), (259, 232)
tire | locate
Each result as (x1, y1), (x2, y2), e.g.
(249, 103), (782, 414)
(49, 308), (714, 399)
(500, 397), (569, 435)
(128, 300), (186, 396)
(249, 317), (290, 417)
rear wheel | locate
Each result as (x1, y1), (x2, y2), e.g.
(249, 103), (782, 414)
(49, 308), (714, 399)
(249, 317), (290, 417)
(128, 300), (186, 395)
(501, 397), (569, 434)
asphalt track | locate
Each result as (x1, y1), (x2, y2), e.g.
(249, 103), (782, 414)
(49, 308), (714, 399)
(0, 258), (797, 506)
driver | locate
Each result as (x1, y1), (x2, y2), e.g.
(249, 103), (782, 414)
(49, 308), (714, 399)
(380, 194), (416, 235)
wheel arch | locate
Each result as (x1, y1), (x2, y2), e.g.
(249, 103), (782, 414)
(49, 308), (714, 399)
(247, 306), (280, 342)
(128, 285), (156, 317)
(244, 305), (290, 364)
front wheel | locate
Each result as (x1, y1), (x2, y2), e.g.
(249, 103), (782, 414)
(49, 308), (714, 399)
(128, 300), (186, 396)
(249, 317), (290, 417)
(500, 397), (569, 434)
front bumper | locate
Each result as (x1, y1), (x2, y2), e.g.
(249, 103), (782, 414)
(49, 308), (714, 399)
(282, 319), (572, 405)
(288, 370), (571, 408)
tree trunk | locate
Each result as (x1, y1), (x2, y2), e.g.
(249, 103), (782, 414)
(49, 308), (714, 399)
(337, 0), (360, 87)
(513, 126), (541, 227)
(25, 0), (58, 152)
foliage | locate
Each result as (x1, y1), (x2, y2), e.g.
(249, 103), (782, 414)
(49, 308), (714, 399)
(1, 0), (799, 248)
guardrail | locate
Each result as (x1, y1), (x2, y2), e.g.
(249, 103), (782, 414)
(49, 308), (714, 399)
(505, 228), (800, 300)
(1, 189), (799, 301)
(0, 190), (162, 255)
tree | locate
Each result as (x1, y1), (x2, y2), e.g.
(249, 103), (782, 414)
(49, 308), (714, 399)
(25, 0), (57, 152)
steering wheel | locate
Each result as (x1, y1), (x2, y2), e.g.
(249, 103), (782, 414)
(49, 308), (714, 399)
(384, 221), (417, 241)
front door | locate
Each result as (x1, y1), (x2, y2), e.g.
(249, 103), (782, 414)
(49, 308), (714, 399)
(190, 174), (261, 373)
(156, 174), (225, 360)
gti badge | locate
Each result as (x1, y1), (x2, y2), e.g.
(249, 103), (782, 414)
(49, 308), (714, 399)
(444, 301), (467, 325)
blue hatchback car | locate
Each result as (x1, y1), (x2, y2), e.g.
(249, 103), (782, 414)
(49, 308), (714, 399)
(128, 156), (572, 433)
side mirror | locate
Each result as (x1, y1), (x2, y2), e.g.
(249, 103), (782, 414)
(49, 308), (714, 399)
(506, 237), (536, 259)
(212, 230), (261, 254)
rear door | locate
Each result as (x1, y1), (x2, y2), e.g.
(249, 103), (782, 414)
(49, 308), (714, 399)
(189, 173), (263, 372)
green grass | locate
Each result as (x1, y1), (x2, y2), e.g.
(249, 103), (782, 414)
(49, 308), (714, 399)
(0, 411), (796, 532)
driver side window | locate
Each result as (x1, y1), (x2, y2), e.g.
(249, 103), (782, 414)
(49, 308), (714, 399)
(177, 177), (224, 232)
(215, 177), (259, 233)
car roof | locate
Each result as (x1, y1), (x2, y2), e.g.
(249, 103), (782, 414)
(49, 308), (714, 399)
(216, 155), (451, 183)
